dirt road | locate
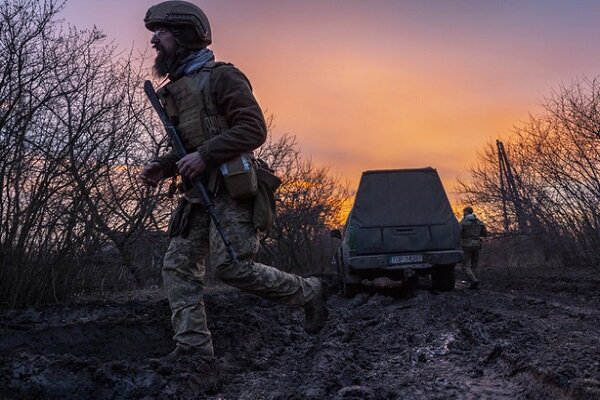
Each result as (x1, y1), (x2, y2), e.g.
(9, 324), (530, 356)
(1, 267), (599, 399)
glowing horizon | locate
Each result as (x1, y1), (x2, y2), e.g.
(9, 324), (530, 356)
(61, 0), (600, 203)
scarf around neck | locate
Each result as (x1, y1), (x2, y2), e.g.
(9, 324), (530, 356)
(172, 48), (215, 79)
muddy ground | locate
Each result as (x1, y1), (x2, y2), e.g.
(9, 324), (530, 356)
(1, 261), (599, 399)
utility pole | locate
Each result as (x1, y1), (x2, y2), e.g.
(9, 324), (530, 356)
(496, 140), (529, 233)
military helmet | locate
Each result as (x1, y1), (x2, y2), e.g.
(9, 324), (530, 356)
(463, 206), (474, 215)
(144, 1), (212, 48)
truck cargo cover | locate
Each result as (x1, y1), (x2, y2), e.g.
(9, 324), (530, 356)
(350, 168), (455, 227)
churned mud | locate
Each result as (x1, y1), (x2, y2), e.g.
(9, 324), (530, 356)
(1, 265), (599, 399)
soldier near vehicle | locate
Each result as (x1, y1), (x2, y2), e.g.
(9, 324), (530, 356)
(139, 0), (328, 361)
(459, 206), (487, 289)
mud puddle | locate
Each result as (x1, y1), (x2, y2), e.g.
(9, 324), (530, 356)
(1, 275), (599, 399)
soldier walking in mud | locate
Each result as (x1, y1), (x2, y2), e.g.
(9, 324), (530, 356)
(459, 206), (487, 289)
(139, 1), (328, 361)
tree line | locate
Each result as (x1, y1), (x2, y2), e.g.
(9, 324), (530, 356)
(459, 78), (600, 269)
(0, 0), (349, 307)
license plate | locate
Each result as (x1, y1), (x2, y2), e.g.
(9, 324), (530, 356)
(389, 254), (423, 265)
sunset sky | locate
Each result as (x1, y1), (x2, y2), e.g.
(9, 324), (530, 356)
(62, 0), (600, 200)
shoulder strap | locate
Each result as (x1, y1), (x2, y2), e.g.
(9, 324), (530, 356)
(194, 61), (233, 115)
(192, 61), (234, 136)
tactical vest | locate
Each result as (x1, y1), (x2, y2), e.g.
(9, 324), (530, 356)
(461, 218), (484, 249)
(157, 61), (258, 200)
(157, 61), (231, 150)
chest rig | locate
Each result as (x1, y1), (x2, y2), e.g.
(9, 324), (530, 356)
(461, 219), (483, 249)
(157, 61), (259, 202)
(463, 220), (483, 240)
(157, 61), (230, 150)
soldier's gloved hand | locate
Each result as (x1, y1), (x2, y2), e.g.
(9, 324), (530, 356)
(139, 162), (164, 187)
(177, 151), (206, 180)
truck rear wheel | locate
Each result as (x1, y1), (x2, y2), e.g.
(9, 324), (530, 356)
(431, 265), (455, 292)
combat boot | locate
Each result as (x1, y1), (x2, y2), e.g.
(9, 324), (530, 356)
(150, 345), (214, 363)
(303, 279), (329, 334)
(149, 347), (222, 392)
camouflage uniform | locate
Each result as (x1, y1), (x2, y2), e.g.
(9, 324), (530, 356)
(459, 212), (487, 286)
(163, 193), (320, 355)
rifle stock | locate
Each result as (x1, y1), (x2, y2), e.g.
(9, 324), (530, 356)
(144, 80), (238, 263)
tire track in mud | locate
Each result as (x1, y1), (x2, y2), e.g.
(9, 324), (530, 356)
(222, 290), (542, 399)
(456, 288), (600, 400)
(1, 286), (598, 399)
(0, 300), (173, 360)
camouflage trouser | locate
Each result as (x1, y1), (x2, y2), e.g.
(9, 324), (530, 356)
(461, 248), (480, 283)
(162, 193), (320, 355)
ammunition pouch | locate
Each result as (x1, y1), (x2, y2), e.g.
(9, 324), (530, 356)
(168, 198), (196, 238)
(252, 159), (282, 231)
(220, 153), (257, 199)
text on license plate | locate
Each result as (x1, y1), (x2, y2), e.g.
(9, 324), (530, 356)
(389, 254), (423, 265)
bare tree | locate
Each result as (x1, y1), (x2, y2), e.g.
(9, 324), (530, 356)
(256, 125), (350, 277)
(459, 77), (600, 269)
(0, 1), (351, 307)
(0, 0), (170, 307)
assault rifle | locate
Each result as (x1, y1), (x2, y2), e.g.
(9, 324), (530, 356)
(144, 80), (239, 264)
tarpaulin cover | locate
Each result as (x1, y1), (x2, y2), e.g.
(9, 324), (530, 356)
(346, 168), (460, 254)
